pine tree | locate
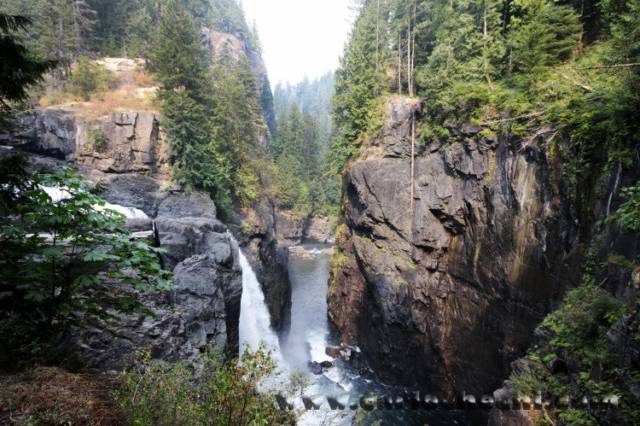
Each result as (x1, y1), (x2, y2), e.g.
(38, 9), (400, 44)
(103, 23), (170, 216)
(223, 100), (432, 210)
(210, 58), (263, 207)
(0, 13), (56, 127)
(330, 0), (389, 173)
(149, 0), (209, 102)
(508, 0), (581, 76)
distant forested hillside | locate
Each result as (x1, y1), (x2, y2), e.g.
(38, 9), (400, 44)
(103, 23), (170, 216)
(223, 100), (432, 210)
(271, 73), (339, 217)
(0, 0), (260, 61)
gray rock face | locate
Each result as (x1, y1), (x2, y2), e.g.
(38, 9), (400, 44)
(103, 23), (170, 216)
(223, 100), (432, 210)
(66, 185), (243, 370)
(157, 192), (217, 220)
(0, 109), (167, 176)
(328, 96), (580, 395)
(0, 109), (77, 160)
(77, 111), (164, 174)
(275, 210), (306, 244)
(101, 174), (162, 217)
(156, 192), (226, 270)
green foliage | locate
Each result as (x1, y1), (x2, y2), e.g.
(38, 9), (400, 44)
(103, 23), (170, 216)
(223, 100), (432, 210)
(0, 157), (172, 363)
(209, 58), (263, 209)
(67, 56), (110, 100)
(330, 0), (388, 174)
(0, 13), (56, 127)
(612, 182), (640, 232)
(0, 0), (96, 68)
(510, 273), (636, 424)
(540, 275), (625, 365)
(270, 100), (338, 216)
(333, 0), (639, 233)
(114, 345), (294, 426)
(557, 409), (598, 426)
(150, 1), (265, 216)
(508, 0), (581, 76)
(88, 127), (109, 152)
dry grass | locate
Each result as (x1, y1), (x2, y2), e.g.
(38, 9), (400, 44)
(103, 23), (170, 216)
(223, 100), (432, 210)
(40, 86), (160, 120)
(0, 367), (123, 426)
(132, 67), (156, 88)
(39, 59), (160, 120)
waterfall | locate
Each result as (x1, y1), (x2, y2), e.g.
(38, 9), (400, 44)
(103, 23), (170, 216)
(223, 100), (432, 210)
(238, 249), (283, 363)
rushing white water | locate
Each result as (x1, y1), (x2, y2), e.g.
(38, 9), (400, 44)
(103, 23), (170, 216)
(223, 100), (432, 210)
(42, 185), (149, 220)
(238, 249), (283, 362)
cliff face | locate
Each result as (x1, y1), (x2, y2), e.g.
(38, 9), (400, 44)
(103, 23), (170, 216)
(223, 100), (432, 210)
(328, 96), (582, 395)
(0, 108), (242, 369)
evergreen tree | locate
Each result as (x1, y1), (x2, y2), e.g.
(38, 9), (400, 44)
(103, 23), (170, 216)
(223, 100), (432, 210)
(149, 0), (209, 101)
(508, 0), (581, 76)
(150, 0), (226, 207)
(210, 58), (263, 208)
(0, 13), (56, 127)
(330, 0), (389, 174)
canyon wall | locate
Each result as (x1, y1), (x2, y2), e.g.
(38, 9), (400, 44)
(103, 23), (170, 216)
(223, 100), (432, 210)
(328, 96), (584, 395)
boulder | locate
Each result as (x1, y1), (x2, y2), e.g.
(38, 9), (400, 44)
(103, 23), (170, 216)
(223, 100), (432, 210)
(101, 174), (162, 217)
(157, 192), (217, 220)
(307, 361), (323, 375)
(173, 252), (242, 354)
(320, 360), (333, 369)
(156, 218), (227, 271)
(326, 346), (342, 358)
(0, 109), (76, 160)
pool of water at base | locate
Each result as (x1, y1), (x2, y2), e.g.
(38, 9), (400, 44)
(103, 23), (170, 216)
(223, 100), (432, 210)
(278, 242), (488, 426)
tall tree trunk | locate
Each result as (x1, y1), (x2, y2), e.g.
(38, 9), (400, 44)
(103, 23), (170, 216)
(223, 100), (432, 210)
(407, 24), (412, 96)
(577, 0), (585, 56)
(376, 0), (380, 70)
(410, 111), (415, 211)
(411, 2), (416, 96)
(484, 0), (495, 91)
(398, 31), (402, 94)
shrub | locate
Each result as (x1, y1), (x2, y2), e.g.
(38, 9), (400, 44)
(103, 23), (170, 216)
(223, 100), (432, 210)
(539, 275), (625, 366)
(114, 346), (295, 426)
(612, 181), (640, 232)
(68, 57), (111, 101)
(88, 127), (109, 152)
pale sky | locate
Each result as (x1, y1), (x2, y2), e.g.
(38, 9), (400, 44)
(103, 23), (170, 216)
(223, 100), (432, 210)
(242, 0), (355, 85)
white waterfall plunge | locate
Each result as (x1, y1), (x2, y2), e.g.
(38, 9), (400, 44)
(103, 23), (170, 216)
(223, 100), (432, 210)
(238, 249), (284, 365)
